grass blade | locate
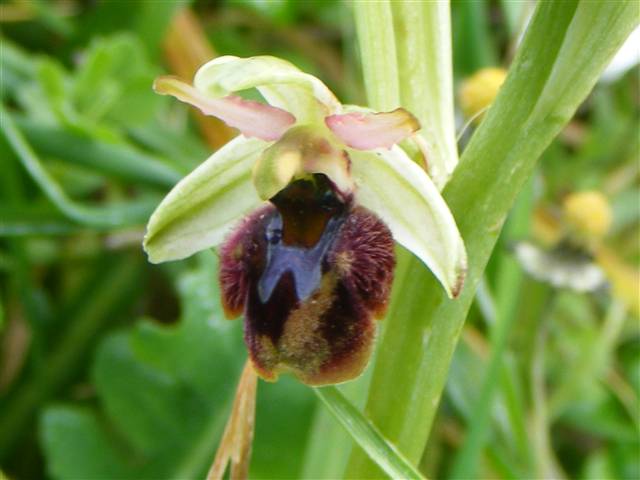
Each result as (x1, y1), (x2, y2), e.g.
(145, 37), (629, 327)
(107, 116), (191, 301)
(2, 105), (160, 228)
(15, 117), (184, 187)
(450, 181), (534, 478)
(314, 386), (426, 480)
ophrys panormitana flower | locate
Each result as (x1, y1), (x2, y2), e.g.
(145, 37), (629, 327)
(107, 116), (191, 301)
(143, 56), (466, 385)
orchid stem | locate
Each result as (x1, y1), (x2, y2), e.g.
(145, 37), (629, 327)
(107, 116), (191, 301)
(352, 0), (400, 111)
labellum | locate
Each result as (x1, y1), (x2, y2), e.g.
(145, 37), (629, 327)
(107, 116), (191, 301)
(220, 173), (395, 386)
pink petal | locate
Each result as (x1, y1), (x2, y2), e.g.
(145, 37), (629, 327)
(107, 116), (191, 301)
(154, 76), (296, 141)
(325, 108), (420, 150)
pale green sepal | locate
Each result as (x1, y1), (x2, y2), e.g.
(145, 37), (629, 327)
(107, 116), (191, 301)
(143, 136), (266, 263)
(350, 147), (467, 297)
(193, 56), (341, 123)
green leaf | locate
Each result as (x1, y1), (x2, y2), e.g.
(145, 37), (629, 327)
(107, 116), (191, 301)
(10, 34), (163, 139)
(0, 39), (36, 89)
(15, 117), (184, 188)
(72, 35), (161, 126)
(41, 407), (133, 480)
(0, 254), (145, 458)
(452, 0), (498, 75)
(1, 106), (161, 228)
(36, 58), (70, 122)
(40, 253), (245, 480)
(251, 378), (317, 479)
(314, 386), (426, 480)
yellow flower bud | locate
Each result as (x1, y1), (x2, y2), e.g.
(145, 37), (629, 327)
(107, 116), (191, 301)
(459, 67), (507, 122)
(562, 191), (612, 241)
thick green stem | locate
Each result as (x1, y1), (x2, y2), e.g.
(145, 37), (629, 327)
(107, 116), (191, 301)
(392, 0), (458, 187)
(348, 1), (638, 478)
(352, 0), (400, 111)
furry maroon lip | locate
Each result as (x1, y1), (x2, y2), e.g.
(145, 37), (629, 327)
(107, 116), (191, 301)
(219, 174), (395, 386)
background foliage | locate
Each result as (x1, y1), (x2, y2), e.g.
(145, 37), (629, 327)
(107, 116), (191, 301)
(1, 1), (638, 479)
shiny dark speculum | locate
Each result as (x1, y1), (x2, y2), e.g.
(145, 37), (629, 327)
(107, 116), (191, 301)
(219, 174), (395, 385)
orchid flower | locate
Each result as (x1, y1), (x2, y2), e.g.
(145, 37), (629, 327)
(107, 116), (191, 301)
(143, 56), (466, 385)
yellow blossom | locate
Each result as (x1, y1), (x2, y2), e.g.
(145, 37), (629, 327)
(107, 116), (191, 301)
(459, 67), (507, 122)
(563, 191), (612, 243)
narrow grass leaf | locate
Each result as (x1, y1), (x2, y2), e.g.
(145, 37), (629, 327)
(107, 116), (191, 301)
(2, 105), (160, 228)
(314, 386), (426, 480)
(15, 117), (184, 187)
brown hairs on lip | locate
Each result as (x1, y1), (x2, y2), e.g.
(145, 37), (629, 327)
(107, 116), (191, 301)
(218, 176), (395, 386)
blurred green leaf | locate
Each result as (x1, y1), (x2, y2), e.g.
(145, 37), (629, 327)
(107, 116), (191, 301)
(12, 34), (163, 138)
(0, 39), (37, 95)
(16, 118), (184, 187)
(582, 449), (617, 480)
(2, 106), (162, 228)
(133, 1), (191, 58)
(40, 253), (244, 479)
(450, 182), (535, 478)
(73, 1), (189, 58)
(0, 254), (145, 459)
(251, 378), (316, 479)
(452, 0), (498, 75)
(237, 0), (296, 25)
(498, 0), (530, 38)
(73, 35), (161, 126)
